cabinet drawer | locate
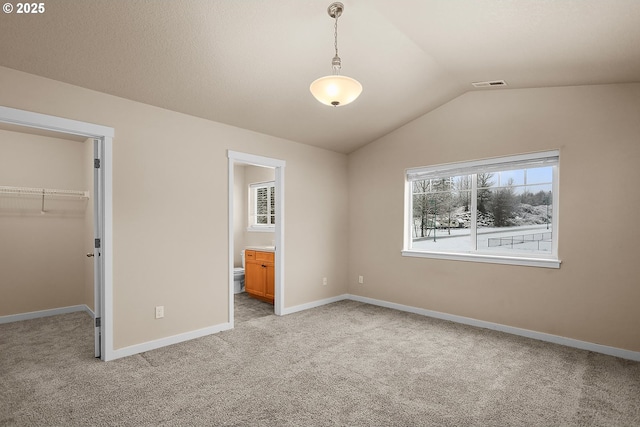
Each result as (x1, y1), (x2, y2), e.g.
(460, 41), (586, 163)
(245, 250), (256, 261)
(255, 251), (274, 262)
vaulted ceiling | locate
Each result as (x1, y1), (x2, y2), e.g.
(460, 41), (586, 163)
(1, 0), (639, 153)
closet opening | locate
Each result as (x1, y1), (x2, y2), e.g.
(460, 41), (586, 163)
(0, 106), (114, 360)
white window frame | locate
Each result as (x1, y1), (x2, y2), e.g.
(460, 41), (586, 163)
(248, 181), (275, 232)
(402, 150), (561, 268)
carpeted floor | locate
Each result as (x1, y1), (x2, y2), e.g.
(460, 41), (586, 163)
(234, 291), (274, 324)
(1, 300), (639, 426)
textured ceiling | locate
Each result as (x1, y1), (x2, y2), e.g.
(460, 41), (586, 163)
(1, 0), (639, 153)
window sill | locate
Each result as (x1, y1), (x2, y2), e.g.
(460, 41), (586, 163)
(247, 226), (275, 233)
(401, 250), (561, 269)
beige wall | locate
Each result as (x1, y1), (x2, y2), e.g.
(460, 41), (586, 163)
(0, 66), (349, 349)
(348, 83), (640, 352)
(0, 128), (89, 315)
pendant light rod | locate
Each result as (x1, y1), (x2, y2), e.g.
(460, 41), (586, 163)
(329, 2), (343, 74)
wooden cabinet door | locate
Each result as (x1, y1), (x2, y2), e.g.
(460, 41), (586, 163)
(265, 263), (275, 300)
(245, 260), (265, 297)
(244, 251), (274, 304)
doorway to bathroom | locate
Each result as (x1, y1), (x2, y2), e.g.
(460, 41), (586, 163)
(227, 151), (285, 326)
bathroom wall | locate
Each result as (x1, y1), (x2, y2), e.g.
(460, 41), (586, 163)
(0, 127), (88, 316)
(243, 165), (276, 249)
(233, 164), (277, 267)
(233, 165), (245, 267)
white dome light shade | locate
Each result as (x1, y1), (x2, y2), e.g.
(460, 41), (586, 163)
(310, 75), (363, 107)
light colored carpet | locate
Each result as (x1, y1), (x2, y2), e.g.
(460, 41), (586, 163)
(234, 292), (274, 324)
(1, 300), (639, 426)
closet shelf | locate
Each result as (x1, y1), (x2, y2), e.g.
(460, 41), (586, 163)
(0, 185), (89, 199)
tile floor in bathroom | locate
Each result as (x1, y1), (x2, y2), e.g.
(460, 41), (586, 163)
(234, 292), (274, 324)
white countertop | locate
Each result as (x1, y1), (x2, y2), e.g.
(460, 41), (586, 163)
(245, 246), (275, 252)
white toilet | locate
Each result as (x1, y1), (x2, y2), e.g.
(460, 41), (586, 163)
(233, 250), (245, 294)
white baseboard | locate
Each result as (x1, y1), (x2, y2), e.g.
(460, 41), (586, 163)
(0, 304), (93, 324)
(5, 296), (638, 363)
(107, 322), (233, 361)
(280, 294), (349, 315)
(347, 294), (640, 362)
(84, 305), (95, 318)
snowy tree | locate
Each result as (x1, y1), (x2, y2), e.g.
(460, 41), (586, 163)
(455, 175), (472, 212)
(477, 173), (494, 214)
(520, 190), (550, 206)
(413, 178), (457, 237)
(431, 177), (455, 234)
(412, 180), (431, 238)
(490, 178), (517, 227)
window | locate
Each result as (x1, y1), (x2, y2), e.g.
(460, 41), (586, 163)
(403, 151), (560, 268)
(249, 181), (275, 231)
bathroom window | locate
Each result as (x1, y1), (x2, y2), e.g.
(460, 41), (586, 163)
(249, 181), (275, 231)
(403, 151), (560, 268)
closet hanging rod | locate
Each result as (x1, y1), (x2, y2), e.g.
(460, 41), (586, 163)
(0, 185), (89, 198)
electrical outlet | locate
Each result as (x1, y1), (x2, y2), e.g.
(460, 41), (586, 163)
(358, 275), (364, 284)
(155, 305), (164, 319)
(322, 277), (328, 286)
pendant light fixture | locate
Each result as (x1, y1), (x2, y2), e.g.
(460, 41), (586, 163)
(310, 2), (362, 107)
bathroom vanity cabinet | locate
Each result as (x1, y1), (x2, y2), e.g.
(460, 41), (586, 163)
(244, 250), (274, 304)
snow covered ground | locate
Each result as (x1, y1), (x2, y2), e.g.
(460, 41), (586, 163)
(412, 224), (552, 254)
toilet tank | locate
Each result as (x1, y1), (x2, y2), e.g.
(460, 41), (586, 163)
(241, 249), (245, 268)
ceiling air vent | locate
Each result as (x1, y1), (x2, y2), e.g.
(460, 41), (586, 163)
(472, 80), (507, 88)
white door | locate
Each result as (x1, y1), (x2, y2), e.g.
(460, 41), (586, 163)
(92, 138), (104, 358)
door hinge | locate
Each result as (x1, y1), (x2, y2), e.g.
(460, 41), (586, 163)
(95, 238), (101, 249)
(95, 317), (101, 327)
(94, 158), (101, 168)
